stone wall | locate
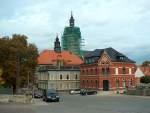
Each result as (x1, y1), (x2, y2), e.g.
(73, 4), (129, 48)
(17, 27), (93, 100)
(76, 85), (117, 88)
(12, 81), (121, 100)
(127, 88), (150, 96)
(0, 94), (32, 104)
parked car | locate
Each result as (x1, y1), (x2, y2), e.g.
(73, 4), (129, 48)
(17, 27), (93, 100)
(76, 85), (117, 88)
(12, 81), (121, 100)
(80, 89), (97, 95)
(80, 89), (87, 96)
(43, 89), (60, 102)
(33, 90), (43, 98)
(70, 89), (81, 95)
(86, 90), (97, 95)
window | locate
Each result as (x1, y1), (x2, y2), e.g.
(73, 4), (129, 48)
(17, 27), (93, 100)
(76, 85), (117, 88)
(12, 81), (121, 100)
(95, 68), (97, 74)
(102, 67), (110, 75)
(123, 79), (126, 88)
(115, 68), (118, 75)
(129, 68), (132, 74)
(75, 74), (78, 79)
(116, 79), (119, 88)
(60, 74), (62, 80)
(86, 69), (88, 75)
(102, 68), (105, 75)
(67, 75), (69, 80)
(106, 67), (110, 75)
(128, 79), (132, 87)
(82, 70), (84, 75)
(123, 67), (126, 74)
(91, 69), (93, 75)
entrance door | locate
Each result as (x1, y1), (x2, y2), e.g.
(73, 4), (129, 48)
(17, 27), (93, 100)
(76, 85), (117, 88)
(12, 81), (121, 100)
(103, 80), (109, 91)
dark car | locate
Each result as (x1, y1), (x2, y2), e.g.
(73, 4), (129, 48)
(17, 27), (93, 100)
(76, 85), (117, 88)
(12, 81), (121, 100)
(33, 90), (43, 98)
(43, 89), (60, 102)
(80, 89), (97, 95)
(86, 90), (97, 95)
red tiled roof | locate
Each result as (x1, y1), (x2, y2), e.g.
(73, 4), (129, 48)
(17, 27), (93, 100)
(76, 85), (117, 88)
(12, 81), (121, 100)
(38, 50), (83, 65)
(140, 66), (150, 76)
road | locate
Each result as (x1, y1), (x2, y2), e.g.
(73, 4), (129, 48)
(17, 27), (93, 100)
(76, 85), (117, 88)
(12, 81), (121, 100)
(0, 95), (150, 113)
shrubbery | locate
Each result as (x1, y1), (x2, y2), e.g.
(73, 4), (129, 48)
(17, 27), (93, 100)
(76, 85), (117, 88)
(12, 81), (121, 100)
(140, 76), (150, 84)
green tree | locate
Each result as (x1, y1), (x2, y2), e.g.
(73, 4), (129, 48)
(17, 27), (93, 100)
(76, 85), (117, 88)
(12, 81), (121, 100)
(140, 76), (150, 84)
(0, 34), (38, 94)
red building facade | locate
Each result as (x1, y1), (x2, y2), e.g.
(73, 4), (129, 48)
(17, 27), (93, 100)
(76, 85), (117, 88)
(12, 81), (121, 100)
(80, 47), (136, 91)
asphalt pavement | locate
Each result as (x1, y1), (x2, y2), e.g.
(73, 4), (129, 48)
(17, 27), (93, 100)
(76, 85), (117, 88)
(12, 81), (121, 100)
(0, 95), (150, 113)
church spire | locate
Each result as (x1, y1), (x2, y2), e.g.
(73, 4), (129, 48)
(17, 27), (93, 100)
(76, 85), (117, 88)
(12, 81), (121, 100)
(54, 35), (61, 53)
(69, 11), (75, 27)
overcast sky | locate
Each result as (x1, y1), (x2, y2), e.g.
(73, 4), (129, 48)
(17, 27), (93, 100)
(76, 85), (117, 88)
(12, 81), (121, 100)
(0, 0), (150, 64)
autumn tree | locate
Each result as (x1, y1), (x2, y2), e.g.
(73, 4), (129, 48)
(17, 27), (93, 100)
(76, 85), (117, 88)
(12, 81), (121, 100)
(142, 61), (150, 67)
(0, 34), (38, 94)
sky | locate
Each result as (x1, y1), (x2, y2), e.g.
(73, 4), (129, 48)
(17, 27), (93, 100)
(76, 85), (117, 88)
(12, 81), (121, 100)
(0, 0), (150, 64)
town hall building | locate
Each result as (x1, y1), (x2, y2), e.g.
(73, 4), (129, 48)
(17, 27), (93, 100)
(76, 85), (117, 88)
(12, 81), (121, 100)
(80, 47), (136, 92)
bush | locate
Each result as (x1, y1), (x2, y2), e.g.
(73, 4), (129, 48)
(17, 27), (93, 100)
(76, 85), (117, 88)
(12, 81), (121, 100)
(140, 76), (150, 84)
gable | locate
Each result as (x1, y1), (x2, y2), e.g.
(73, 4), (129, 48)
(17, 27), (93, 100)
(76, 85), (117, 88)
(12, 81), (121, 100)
(135, 68), (144, 77)
(98, 51), (111, 65)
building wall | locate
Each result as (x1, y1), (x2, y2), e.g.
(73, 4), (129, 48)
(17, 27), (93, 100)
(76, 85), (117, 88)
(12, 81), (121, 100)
(80, 53), (136, 91)
(38, 70), (80, 91)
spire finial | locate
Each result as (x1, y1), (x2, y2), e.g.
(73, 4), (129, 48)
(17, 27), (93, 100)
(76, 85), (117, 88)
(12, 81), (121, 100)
(71, 11), (73, 17)
(69, 11), (74, 27)
(54, 35), (61, 53)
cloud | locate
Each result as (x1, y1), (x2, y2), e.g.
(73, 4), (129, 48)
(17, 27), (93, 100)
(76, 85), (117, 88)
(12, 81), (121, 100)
(0, 0), (150, 64)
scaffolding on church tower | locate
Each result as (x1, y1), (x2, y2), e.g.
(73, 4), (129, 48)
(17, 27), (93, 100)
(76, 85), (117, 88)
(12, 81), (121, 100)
(61, 12), (84, 57)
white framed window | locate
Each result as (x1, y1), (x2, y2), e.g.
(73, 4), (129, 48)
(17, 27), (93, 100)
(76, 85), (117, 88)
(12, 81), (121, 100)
(115, 68), (118, 75)
(129, 68), (132, 74)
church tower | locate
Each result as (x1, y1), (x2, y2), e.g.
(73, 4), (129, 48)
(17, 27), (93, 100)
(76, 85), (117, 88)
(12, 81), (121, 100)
(54, 35), (61, 53)
(61, 12), (82, 57)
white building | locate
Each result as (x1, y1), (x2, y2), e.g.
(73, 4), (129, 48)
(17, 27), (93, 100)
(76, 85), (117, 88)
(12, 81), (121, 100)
(37, 37), (83, 91)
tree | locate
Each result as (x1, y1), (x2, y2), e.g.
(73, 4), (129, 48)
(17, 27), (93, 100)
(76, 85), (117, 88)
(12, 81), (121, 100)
(0, 34), (38, 94)
(142, 61), (150, 67)
(140, 76), (150, 84)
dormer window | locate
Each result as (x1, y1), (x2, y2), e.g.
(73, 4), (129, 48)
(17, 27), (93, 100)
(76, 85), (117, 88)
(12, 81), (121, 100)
(117, 55), (125, 61)
(120, 56), (124, 60)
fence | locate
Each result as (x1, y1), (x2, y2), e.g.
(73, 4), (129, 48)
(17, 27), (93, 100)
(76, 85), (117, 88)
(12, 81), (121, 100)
(0, 88), (13, 94)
